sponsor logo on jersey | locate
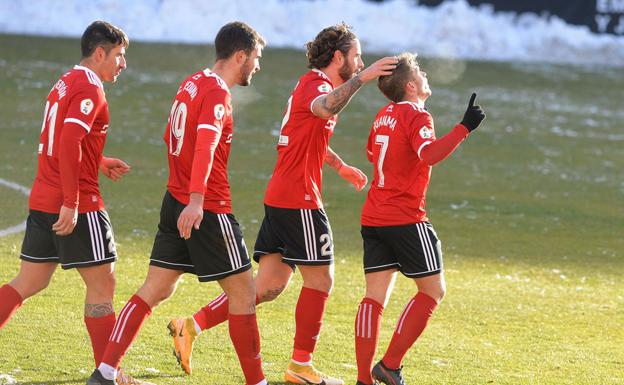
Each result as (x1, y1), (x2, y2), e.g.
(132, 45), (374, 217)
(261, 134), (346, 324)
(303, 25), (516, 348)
(419, 125), (434, 139)
(214, 104), (225, 120)
(80, 99), (94, 115)
(318, 82), (332, 94)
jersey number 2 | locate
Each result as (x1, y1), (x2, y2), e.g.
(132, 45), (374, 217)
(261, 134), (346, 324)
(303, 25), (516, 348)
(374, 134), (389, 187)
(169, 100), (188, 156)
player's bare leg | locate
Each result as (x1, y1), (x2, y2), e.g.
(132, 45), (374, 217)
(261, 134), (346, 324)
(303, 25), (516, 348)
(0, 261), (57, 329)
(218, 268), (267, 385)
(285, 264), (343, 385)
(255, 252), (294, 303)
(373, 273), (445, 385)
(8, 260), (57, 299)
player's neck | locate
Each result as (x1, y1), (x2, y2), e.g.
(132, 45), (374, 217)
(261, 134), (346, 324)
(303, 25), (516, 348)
(78, 58), (103, 81)
(318, 66), (343, 87)
(212, 61), (237, 88)
(403, 95), (426, 108)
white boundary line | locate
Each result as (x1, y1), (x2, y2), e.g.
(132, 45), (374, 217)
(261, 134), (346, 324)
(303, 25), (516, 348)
(0, 178), (31, 237)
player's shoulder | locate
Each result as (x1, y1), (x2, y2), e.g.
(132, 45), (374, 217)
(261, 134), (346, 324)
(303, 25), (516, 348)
(65, 66), (105, 101)
(301, 69), (333, 87)
(198, 69), (230, 94)
(395, 101), (431, 121)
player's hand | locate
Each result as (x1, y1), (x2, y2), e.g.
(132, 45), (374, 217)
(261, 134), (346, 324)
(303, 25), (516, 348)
(460, 93), (486, 132)
(100, 157), (131, 181)
(177, 194), (204, 240)
(52, 205), (78, 236)
(358, 56), (398, 83)
(338, 164), (368, 191)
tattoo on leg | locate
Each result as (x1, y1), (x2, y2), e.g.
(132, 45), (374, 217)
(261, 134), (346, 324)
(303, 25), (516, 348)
(85, 302), (114, 317)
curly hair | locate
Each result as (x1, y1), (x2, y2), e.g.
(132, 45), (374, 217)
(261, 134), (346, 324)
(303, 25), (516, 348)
(305, 23), (357, 69)
(378, 52), (419, 103)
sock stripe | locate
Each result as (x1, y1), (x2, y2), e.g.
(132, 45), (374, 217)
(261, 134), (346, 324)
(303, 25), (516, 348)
(209, 292), (228, 310)
(396, 299), (415, 335)
(111, 302), (137, 343)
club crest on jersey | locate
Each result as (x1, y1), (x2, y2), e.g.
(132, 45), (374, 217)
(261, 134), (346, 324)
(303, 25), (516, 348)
(318, 82), (331, 93)
(419, 125), (434, 139)
(80, 99), (94, 115)
(214, 104), (225, 120)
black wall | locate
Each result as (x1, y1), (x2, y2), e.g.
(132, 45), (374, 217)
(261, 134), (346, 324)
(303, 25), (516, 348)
(371, 0), (624, 35)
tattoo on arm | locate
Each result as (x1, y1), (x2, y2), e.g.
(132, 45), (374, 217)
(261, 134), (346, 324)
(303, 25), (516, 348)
(325, 147), (345, 171)
(85, 302), (114, 317)
(319, 74), (364, 117)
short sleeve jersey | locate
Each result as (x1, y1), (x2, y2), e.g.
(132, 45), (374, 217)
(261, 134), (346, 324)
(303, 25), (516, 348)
(361, 101), (436, 226)
(164, 69), (234, 213)
(29, 65), (109, 214)
(264, 69), (336, 209)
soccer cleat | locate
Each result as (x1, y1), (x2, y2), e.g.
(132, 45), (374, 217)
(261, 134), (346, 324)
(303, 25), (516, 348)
(167, 317), (198, 375)
(371, 361), (406, 385)
(356, 382), (378, 385)
(285, 361), (344, 385)
(115, 368), (156, 385)
(86, 369), (115, 385)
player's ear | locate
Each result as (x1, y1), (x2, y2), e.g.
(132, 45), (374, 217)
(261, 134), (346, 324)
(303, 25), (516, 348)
(93, 46), (106, 63)
(332, 49), (344, 66)
(235, 50), (247, 65)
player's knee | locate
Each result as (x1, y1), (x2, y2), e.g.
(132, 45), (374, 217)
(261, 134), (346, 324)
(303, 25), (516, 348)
(137, 281), (176, 307)
(304, 273), (333, 293)
(257, 283), (287, 303)
(421, 284), (445, 303)
(10, 276), (50, 299)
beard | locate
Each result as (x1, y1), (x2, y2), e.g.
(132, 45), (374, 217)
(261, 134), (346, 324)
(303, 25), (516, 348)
(238, 61), (255, 86)
(338, 60), (357, 82)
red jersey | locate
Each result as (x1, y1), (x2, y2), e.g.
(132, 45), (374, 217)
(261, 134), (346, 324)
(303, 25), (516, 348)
(362, 102), (438, 226)
(164, 69), (234, 213)
(29, 65), (109, 214)
(264, 69), (337, 209)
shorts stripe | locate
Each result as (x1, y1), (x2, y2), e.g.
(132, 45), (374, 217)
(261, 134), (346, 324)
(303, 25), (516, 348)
(218, 214), (241, 269)
(396, 298), (415, 335)
(87, 212), (104, 261)
(419, 223), (438, 270)
(94, 212), (106, 261)
(301, 209), (317, 261)
(416, 223), (436, 271)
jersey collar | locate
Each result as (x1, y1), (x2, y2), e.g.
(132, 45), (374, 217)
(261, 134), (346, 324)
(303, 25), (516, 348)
(397, 100), (426, 111)
(311, 68), (332, 83)
(203, 68), (231, 93)
(74, 65), (104, 89)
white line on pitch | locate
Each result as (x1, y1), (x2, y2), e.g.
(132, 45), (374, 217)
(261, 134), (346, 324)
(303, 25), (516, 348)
(0, 178), (31, 237)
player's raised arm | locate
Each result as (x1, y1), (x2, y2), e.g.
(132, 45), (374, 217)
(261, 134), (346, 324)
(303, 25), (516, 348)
(312, 56), (397, 119)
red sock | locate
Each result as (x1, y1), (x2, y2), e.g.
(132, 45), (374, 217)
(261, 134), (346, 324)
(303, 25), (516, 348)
(382, 292), (438, 369)
(194, 293), (262, 331)
(355, 298), (384, 384)
(85, 313), (116, 367)
(100, 295), (152, 369)
(292, 287), (329, 362)
(0, 284), (23, 329)
(228, 313), (265, 385)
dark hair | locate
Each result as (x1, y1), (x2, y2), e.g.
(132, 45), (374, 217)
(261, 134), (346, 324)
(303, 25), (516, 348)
(81, 20), (129, 58)
(378, 52), (419, 103)
(215, 21), (266, 60)
(305, 23), (357, 69)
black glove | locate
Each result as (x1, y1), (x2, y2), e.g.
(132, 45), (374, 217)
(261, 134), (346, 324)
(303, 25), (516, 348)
(460, 93), (486, 132)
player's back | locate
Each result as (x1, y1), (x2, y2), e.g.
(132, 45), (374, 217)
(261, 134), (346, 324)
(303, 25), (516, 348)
(362, 101), (436, 226)
(265, 69), (337, 209)
(30, 66), (109, 214)
(164, 69), (234, 213)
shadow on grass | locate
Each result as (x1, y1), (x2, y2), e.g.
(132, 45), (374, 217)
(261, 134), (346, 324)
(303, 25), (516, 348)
(14, 373), (176, 385)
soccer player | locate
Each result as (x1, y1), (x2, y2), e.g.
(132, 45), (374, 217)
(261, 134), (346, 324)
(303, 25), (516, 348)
(85, 22), (268, 385)
(353, 52), (486, 385)
(0, 20), (143, 384)
(167, 23), (397, 385)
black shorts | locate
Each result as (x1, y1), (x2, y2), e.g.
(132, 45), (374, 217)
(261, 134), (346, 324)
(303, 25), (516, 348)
(253, 204), (334, 266)
(149, 191), (251, 282)
(361, 222), (442, 278)
(20, 209), (117, 270)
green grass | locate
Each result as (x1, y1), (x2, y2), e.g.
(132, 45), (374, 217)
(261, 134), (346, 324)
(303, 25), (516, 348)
(0, 34), (623, 385)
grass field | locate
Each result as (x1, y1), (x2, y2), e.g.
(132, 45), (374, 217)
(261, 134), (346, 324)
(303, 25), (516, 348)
(0, 34), (622, 385)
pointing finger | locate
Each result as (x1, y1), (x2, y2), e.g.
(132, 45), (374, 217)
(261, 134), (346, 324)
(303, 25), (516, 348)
(468, 92), (477, 108)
